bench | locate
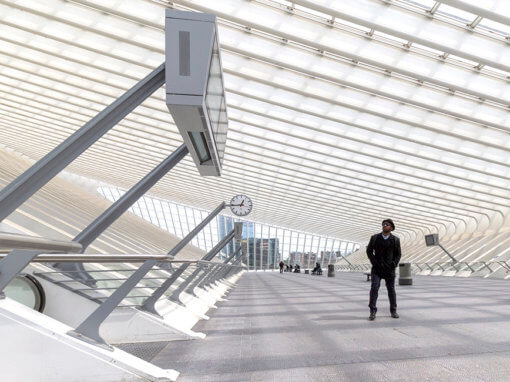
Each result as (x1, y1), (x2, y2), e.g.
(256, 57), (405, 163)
(364, 272), (371, 282)
(311, 269), (322, 275)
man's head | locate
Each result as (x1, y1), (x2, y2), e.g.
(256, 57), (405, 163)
(382, 219), (395, 233)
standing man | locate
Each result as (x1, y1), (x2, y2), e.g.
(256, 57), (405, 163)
(279, 260), (285, 273)
(366, 219), (401, 321)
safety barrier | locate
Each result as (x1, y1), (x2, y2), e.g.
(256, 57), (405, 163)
(335, 260), (510, 278)
(0, 226), (245, 381)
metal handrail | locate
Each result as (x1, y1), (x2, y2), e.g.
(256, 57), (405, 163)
(0, 232), (82, 253)
(0, 252), (246, 267)
(334, 260), (510, 275)
(0, 228), (245, 352)
(0, 253), (174, 262)
(53, 276), (171, 283)
(498, 261), (510, 271)
(73, 285), (160, 291)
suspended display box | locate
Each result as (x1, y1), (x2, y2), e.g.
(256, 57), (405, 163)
(165, 10), (228, 176)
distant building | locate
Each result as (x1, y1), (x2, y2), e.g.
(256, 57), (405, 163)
(319, 251), (338, 265)
(243, 237), (280, 270)
(218, 216), (255, 257)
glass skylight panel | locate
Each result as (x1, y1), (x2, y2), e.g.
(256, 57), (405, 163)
(401, 0), (437, 10)
(408, 86), (448, 108)
(0, 6), (32, 30)
(320, 32), (365, 55)
(435, 4), (477, 23)
(479, 130), (510, 150)
(334, 0), (505, 64)
(293, 4), (332, 21)
(376, 76), (418, 99)
(343, 69), (383, 90)
(335, 19), (372, 34)
(486, 150), (510, 169)
(3, 0), (510, 243)
(333, 87), (370, 108)
(410, 42), (444, 57)
(480, 0), (510, 17)
(293, 114), (320, 130)
(268, 0), (294, 8)
(390, 108), (428, 128)
(447, 54), (481, 69)
(227, 0), (509, 104)
(484, 65), (510, 78)
(374, 31), (409, 46)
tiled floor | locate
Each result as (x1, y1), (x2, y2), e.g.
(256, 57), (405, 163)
(150, 272), (510, 381)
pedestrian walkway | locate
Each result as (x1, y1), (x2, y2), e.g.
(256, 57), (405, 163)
(147, 272), (510, 381)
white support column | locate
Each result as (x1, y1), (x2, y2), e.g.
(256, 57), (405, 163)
(322, 238), (329, 268)
(315, 236), (322, 269)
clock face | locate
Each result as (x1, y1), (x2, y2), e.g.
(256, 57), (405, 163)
(229, 195), (253, 216)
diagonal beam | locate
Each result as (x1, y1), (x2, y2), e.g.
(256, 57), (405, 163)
(167, 228), (237, 305)
(0, 63), (165, 222)
(140, 202), (227, 314)
(74, 144), (188, 251)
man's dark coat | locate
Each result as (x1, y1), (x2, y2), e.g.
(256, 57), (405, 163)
(366, 233), (402, 278)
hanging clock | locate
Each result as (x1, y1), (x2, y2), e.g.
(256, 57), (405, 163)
(229, 195), (253, 216)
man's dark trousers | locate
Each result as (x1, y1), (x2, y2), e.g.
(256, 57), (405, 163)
(369, 270), (397, 313)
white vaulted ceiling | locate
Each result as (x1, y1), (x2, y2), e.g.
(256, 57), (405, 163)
(1, 0), (510, 244)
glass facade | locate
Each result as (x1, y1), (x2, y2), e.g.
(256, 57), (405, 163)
(98, 186), (360, 270)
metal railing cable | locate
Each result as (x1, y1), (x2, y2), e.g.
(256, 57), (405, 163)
(33, 258), (242, 304)
(0, 230), (245, 350)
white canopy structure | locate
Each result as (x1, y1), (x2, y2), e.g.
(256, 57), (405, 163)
(3, 3), (510, 382)
(1, 0), (510, 258)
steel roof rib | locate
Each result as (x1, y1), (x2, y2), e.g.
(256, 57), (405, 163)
(172, 0), (510, 92)
(3, 51), (509, 200)
(0, 115), (498, 222)
(226, 89), (510, 170)
(288, 0), (510, 72)
(224, 71), (510, 153)
(0, 0), (509, 247)
(435, 0), (510, 27)
(1, 54), (508, 204)
(1, 85), (508, 210)
(5, 36), (510, 163)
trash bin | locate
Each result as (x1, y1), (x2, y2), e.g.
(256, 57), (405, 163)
(398, 263), (412, 285)
(327, 264), (335, 277)
(304, 269), (310, 274)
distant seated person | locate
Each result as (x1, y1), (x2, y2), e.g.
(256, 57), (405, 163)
(294, 264), (301, 273)
(289, 264), (293, 272)
(285, 264), (290, 272)
(311, 262), (322, 275)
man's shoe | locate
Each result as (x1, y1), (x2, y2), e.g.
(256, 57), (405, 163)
(368, 312), (376, 321)
(391, 312), (399, 319)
